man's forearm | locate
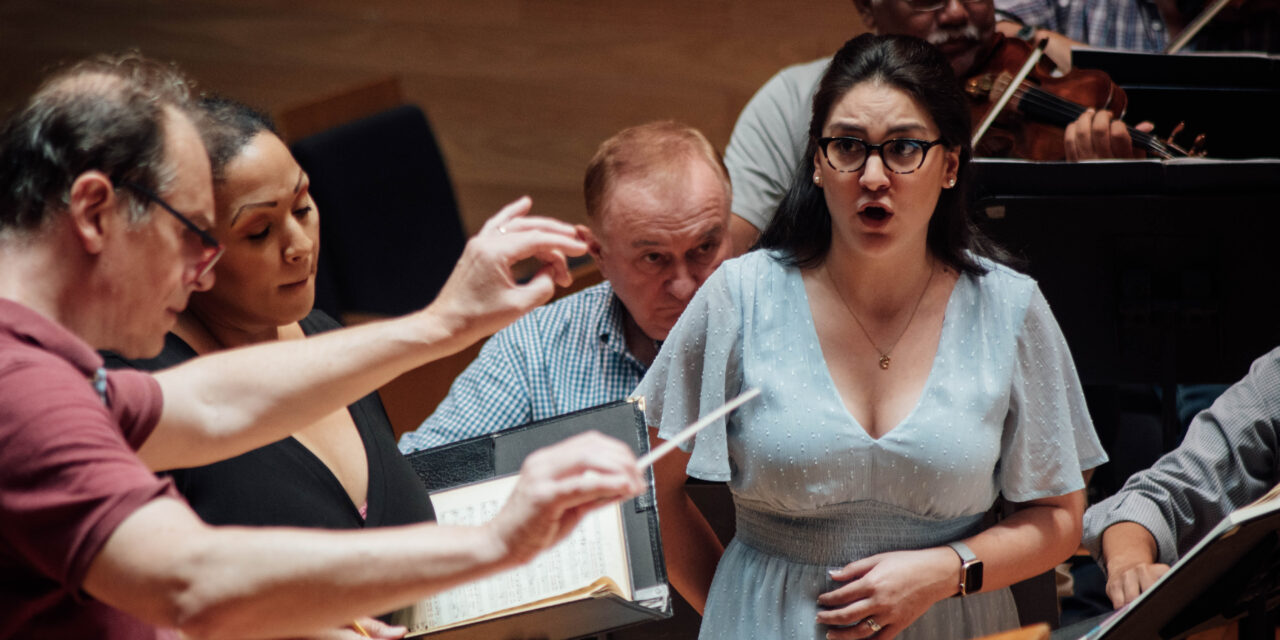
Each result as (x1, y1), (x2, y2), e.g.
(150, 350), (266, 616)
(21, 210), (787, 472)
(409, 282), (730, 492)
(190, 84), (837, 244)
(141, 201), (589, 471)
(87, 498), (517, 639)
(144, 307), (470, 470)
(92, 431), (644, 640)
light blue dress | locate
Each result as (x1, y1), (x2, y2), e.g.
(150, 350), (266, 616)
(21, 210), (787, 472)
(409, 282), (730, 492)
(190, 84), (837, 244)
(633, 250), (1107, 640)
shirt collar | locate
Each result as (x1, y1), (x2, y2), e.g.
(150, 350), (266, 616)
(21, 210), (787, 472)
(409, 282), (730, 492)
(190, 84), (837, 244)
(595, 282), (658, 370)
(0, 298), (106, 376)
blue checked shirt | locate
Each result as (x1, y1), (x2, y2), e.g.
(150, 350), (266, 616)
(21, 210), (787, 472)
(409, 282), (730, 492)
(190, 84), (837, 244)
(996, 0), (1169, 52)
(398, 281), (653, 452)
(997, 0), (1279, 53)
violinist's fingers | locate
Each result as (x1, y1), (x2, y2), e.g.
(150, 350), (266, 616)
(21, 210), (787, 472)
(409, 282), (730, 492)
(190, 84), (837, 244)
(1064, 109), (1093, 162)
(1108, 118), (1137, 159)
(1090, 110), (1117, 159)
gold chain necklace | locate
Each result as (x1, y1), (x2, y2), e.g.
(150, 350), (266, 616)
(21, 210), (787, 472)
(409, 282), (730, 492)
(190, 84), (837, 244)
(826, 261), (935, 370)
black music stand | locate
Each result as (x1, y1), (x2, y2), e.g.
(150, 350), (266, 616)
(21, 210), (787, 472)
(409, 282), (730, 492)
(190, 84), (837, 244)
(1070, 49), (1280, 158)
(1052, 499), (1280, 639)
(971, 158), (1280, 452)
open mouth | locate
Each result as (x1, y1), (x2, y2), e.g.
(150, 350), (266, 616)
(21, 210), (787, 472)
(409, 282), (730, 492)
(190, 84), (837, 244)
(859, 205), (892, 222)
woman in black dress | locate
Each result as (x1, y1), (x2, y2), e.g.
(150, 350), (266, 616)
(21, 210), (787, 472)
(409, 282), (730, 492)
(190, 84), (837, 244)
(107, 97), (434, 534)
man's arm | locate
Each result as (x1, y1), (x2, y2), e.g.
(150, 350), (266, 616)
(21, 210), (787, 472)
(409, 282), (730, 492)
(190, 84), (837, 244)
(140, 198), (582, 471)
(1098, 521), (1169, 608)
(723, 60), (825, 248)
(85, 431), (645, 640)
(399, 324), (536, 453)
(649, 428), (723, 615)
(994, 20), (1081, 70)
(1083, 347), (1280, 605)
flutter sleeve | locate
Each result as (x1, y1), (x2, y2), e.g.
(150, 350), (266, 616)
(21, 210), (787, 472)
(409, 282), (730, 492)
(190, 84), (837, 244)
(633, 261), (744, 482)
(999, 285), (1108, 502)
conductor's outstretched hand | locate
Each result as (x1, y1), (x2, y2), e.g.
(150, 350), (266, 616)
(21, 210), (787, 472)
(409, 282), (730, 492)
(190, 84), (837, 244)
(486, 431), (647, 567)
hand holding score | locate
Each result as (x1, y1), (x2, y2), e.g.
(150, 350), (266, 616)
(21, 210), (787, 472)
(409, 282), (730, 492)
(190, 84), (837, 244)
(426, 196), (587, 346)
(817, 547), (960, 639)
(486, 431), (647, 568)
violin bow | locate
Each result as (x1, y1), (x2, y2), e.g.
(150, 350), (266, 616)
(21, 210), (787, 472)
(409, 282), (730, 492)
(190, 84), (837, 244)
(1165, 0), (1236, 54)
(971, 38), (1049, 150)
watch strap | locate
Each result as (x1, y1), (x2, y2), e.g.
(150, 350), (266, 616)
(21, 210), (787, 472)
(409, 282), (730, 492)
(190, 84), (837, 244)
(946, 541), (981, 596)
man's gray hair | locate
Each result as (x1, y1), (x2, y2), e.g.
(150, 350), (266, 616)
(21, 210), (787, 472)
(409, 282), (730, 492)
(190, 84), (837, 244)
(0, 52), (195, 235)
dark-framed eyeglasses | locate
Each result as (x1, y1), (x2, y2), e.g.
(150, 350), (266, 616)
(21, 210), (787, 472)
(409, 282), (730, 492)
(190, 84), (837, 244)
(817, 137), (946, 175)
(121, 181), (224, 280)
(902, 0), (986, 13)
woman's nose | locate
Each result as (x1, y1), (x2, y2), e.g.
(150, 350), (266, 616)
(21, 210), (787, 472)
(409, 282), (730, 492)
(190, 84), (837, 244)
(859, 154), (892, 191)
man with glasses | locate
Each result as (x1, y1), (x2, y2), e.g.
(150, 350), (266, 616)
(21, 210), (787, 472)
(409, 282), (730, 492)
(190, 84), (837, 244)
(723, 0), (1136, 254)
(0, 54), (644, 639)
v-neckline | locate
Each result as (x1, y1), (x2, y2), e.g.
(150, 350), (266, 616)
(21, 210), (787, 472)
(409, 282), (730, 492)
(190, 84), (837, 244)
(174, 322), (377, 524)
(794, 264), (963, 442)
(282, 408), (376, 523)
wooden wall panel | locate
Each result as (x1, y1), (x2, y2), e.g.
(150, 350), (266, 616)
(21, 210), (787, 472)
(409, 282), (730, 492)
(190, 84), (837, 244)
(0, 1), (865, 231)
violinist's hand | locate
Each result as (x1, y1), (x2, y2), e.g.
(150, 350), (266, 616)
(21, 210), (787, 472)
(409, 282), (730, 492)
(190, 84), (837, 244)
(816, 547), (959, 639)
(1064, 109), (1155, 161)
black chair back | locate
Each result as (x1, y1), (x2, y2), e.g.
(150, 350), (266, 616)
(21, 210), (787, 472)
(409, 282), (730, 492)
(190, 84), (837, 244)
(290, 104), (466, 319)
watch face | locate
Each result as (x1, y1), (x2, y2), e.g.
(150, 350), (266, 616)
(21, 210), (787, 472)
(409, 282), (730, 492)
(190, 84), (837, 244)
(964, 561), (984, 594)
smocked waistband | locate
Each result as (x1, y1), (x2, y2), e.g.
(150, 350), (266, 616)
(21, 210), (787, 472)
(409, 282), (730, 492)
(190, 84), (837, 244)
(734, 500), (986, 566)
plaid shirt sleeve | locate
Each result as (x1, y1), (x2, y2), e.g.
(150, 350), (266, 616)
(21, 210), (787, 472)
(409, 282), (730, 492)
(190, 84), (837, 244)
(995, 0), (1060, 31)
(398, 326), (536, 453)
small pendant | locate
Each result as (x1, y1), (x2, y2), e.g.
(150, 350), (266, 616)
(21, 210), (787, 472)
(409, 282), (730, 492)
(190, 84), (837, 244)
(879, 355), (891, 370)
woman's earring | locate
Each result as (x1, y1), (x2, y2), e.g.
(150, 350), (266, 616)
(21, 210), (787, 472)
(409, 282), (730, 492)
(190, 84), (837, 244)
(947, 177), (957, 188)
(813, 173), (823, 187)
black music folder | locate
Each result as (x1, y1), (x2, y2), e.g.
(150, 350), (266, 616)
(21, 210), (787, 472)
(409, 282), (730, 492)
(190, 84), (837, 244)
(1059, 489), (1280, 639)
(398, 399), (672, 639)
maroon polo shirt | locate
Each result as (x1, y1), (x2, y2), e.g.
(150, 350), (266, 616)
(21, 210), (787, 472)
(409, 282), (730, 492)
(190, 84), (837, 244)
(0, 298), (178, 639)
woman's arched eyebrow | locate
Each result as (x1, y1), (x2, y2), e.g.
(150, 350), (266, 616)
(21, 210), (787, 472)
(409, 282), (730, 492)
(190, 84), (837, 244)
(230, 171), (309, 225)
(231, 200), (277, 226)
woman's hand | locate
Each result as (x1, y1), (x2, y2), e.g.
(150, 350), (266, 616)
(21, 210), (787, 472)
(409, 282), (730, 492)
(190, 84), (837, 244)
(816, 547), (959, 639)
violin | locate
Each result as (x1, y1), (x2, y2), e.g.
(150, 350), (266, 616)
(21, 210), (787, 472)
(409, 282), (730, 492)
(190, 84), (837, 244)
(964, 34), (1204, 160)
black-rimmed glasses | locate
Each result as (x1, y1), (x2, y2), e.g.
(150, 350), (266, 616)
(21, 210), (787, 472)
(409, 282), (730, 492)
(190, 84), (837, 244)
(121, 181), (224, 280)
(817, 137), (945, 174)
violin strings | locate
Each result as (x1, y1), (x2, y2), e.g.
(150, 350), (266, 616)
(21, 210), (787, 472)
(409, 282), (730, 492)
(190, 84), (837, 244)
(1001, 82), (1175, 158)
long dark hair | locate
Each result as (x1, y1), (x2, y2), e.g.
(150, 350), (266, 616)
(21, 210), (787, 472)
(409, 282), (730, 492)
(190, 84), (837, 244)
(759, 33), (1007, 274)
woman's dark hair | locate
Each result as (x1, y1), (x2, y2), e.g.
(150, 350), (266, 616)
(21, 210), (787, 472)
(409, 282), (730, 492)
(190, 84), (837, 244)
(758, 33), (1008, 274)
(196, 95), (279, 184)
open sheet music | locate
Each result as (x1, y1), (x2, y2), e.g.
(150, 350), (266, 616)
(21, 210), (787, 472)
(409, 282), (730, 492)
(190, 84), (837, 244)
(390, 474), (632, 636)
